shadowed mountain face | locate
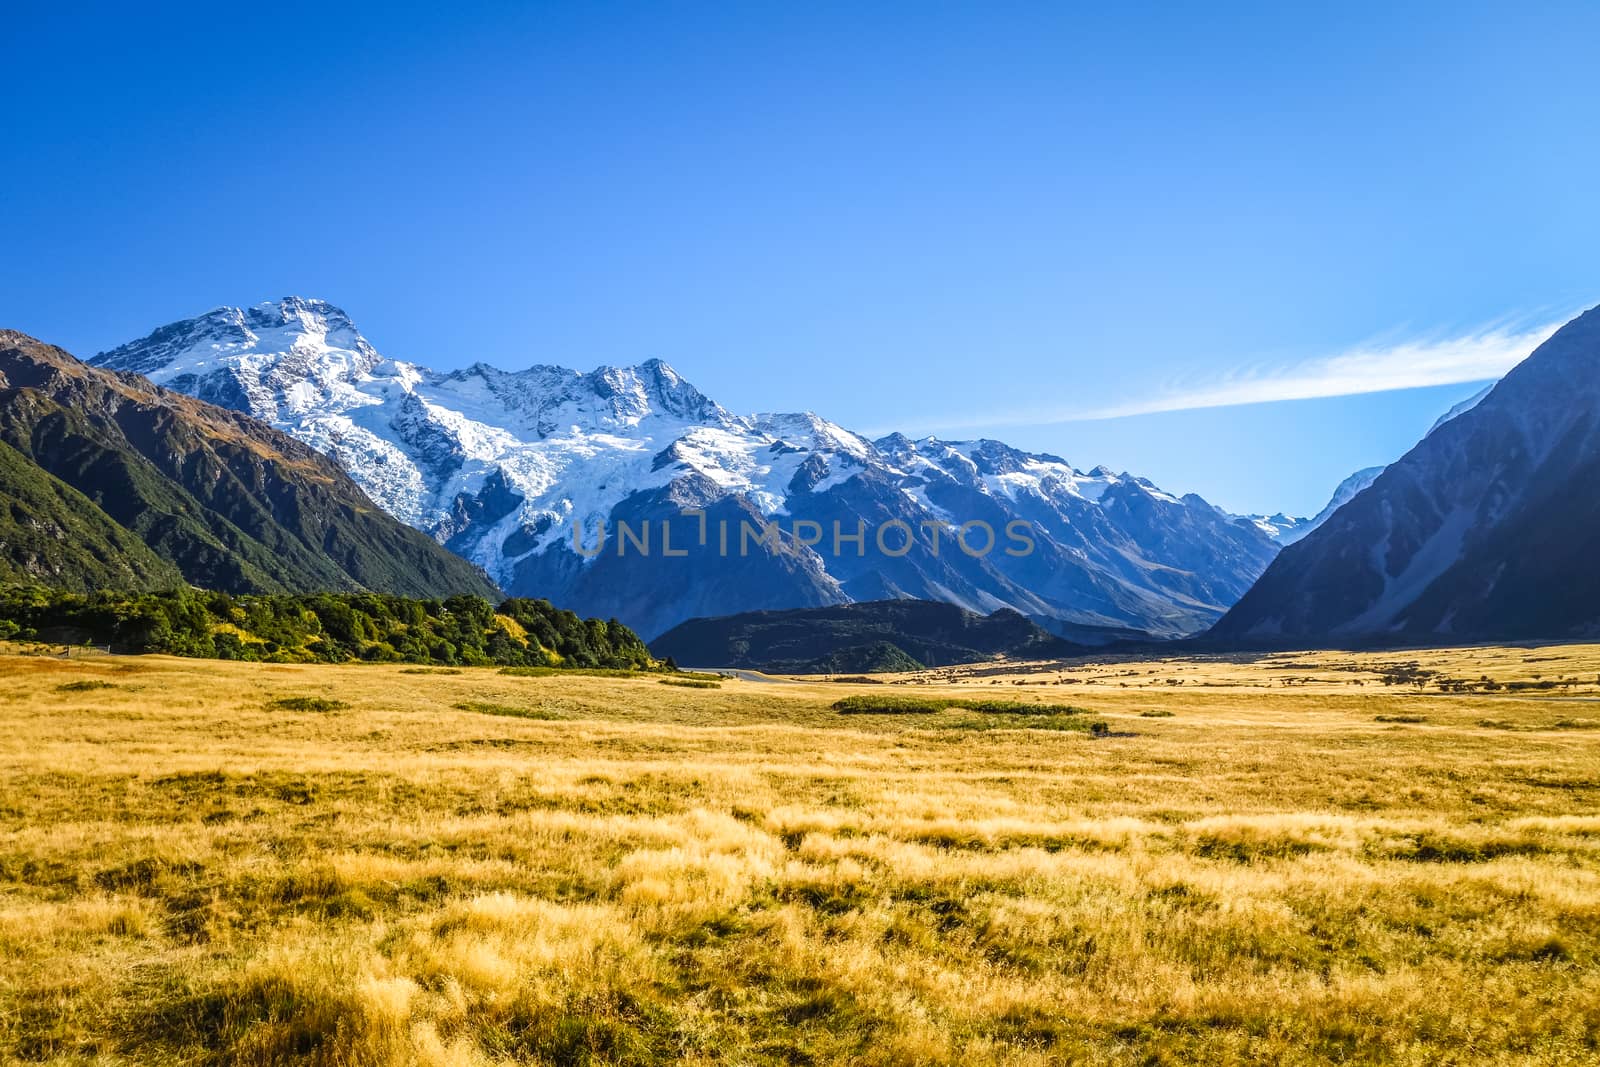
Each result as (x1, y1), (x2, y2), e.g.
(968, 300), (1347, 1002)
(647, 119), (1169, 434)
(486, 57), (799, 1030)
(0, 330), (499, 599)
(649, 599), (1082, 673)
(95, 298), (1287, 638)
(1211, 305), (1600, 646)
(0, 436), (184, 591)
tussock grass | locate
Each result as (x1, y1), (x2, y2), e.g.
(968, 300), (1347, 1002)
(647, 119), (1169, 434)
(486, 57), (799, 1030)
(53, 679), (118, 692)
(833, 694), (1090, 715)
(452, 700), (564, 720)
(659, 677), (721, 689)
(5, 644), (1600, 1064)
(265, 696), (348, 713)
(1375, 714), (1428, 723)
(938, 713), (1109, 735)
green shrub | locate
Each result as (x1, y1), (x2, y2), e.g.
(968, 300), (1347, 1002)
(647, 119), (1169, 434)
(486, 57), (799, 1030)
(453, 701), (564, 721)
(267, 697), (349, 713)
(834, 695), (948, 714)
(942, 714), (1109, 735)
(833, 694), (1091, 716)
(0, 587), (653, 671)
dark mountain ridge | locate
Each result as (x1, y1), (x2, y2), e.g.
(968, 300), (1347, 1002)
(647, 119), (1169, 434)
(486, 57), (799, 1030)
(650, 599), (1084, 673)
(1210, 304), (1600, 646)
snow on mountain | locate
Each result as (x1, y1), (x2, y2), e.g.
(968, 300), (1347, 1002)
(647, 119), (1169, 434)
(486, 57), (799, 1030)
(95, 298), (1287, 638)
(1428, 382), (1495, 435)
(1237, 466), (1385, 548)
(1241, 513), (1313, 544)
(1234, 382), (1502, 548)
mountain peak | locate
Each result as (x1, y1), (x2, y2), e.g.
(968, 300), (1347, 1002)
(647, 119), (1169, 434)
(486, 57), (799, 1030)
(246, 295), (359, 331)
(93, 296), (377, 381)
(580, 358), (725, 425)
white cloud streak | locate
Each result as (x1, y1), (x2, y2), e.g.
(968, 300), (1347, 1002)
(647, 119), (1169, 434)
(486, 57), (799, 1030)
(908, 317), (1564, 434)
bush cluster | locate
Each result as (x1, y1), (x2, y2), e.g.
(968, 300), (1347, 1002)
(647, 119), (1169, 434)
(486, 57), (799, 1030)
(0, 587), (653, 669)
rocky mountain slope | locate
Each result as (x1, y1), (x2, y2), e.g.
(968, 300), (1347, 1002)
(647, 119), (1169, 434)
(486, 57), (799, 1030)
(95, 298), (1287, 637)
(1210, 305), (1600, 644)
(1238, 385), (1496, 548)
(0, 330), (499, 599)
(651, 599), (1082, 673)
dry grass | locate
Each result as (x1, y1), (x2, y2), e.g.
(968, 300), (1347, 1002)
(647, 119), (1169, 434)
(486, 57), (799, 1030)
(3, 644), (1600, 1064)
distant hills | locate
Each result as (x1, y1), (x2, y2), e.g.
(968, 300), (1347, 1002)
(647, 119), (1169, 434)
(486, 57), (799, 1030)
(94, 297), (1294, 639)
(650, 599), (1081, 673)
(1211, 305), (1600, 645)
(0, 330), (498, 599)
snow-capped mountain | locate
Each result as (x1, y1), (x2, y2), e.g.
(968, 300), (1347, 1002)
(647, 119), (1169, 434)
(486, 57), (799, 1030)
(1428, 382), (1494, 435)
(95, 298), (1286, 638)
(1212, 304), (1600, 644)
(1240, 467), (1385, 548)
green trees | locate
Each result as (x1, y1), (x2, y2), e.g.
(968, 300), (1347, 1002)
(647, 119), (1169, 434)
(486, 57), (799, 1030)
(0, 587), (656, 670)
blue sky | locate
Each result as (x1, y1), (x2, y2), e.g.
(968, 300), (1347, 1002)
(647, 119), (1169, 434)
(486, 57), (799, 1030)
(4, 2), (1596, 515)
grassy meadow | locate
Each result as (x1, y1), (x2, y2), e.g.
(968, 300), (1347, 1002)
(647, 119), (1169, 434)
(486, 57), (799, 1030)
(3, 645), (1600, 1064)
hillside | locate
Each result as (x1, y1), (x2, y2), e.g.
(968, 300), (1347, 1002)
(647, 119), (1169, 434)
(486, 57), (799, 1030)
(0, 438), (184, 590)
(650, 598), (1082, 672)
(1211, 304), (1600, 645)
(0, 330), (499, 600)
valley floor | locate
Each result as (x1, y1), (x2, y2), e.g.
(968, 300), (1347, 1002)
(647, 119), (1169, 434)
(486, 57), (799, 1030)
(3, 646), (1600, 1064)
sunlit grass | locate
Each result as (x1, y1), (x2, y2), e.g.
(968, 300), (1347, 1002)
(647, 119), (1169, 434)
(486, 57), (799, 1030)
(3, 643), (1600, 1063)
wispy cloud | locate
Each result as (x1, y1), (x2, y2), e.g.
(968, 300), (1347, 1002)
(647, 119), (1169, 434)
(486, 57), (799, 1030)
(908, 316), (1564, 434)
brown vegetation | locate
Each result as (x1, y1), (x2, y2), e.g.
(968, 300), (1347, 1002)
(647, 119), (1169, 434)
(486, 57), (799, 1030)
(3, 644), (1600, 1063)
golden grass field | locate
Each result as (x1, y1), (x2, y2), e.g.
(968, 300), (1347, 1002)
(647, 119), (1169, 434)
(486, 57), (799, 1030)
(3, 644), (1600, 1065)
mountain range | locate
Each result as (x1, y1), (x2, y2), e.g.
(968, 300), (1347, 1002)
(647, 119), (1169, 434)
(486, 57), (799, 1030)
(0, 330), (498, 599)
(1212, 305), (1600, 645)
(5, 291), (1580, 657)
(93, 297), (1305, 639)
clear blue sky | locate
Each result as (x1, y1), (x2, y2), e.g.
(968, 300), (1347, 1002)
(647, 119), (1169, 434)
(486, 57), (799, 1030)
(4, 2), (1597, 515)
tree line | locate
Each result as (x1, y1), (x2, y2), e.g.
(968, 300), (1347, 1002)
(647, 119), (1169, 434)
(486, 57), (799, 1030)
(0, 587), (655, 669)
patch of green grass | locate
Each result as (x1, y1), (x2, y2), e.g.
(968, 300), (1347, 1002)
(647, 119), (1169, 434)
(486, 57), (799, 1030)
(941, 714), (1110, 735)
(832, 695), (947, 714)
(499, 666), (645, 679)
(54, 680), (118, 693)
(1375, 714), (1427, 724)
(399, 667), (463, 675)
(833, 694), (1090, 716)
(1140, 709), (1175, 718)
(659, 678), (721, 689)
(266, 697), (349, 713)
(453, 701), (564, 721)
